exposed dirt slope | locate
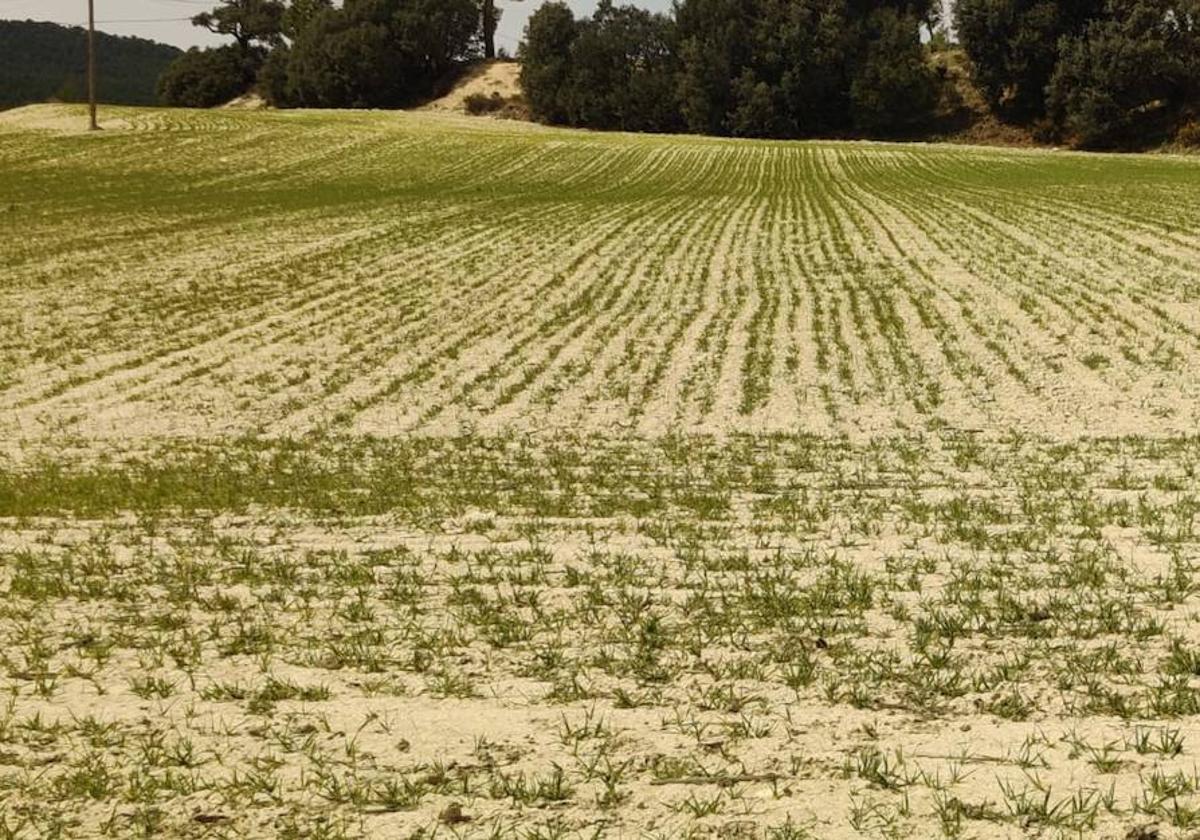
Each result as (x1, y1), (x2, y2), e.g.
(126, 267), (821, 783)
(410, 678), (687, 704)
(422, 60), (523, 113)
(222, 92), (268, 110)
(930, 49), (1039, 147)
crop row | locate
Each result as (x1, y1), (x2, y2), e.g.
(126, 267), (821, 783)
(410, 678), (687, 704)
(2, 107), (1199, 445)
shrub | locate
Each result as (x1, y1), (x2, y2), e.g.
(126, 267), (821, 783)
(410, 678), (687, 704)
(464, 92), (506, 115)
(1178, 120), (1200, 148)
(157, 46), (257, 108)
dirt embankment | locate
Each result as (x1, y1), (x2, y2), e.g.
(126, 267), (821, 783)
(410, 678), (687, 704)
(423, 60), (526, 118)
(929, 49), (1039, 147)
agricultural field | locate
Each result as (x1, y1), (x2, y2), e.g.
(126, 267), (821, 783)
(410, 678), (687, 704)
(1, 104), (1200, 839)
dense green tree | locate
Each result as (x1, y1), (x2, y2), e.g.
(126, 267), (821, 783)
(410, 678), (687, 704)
(521, 0), (680, 131)
(850, 8), (939, 133)
(562, 1), (681, 131)
(192, 0), (287, 57)
(286, 13), (396, 107)
(519, 2), (578, 122)
(955, 0), (1200, 144)
(728, 69), (785, 137)
(257, 43), (293, 106)
(673, 0), (936, 137)
(1048, 0), (1200, 146)
(157, 46), (257, 108)
(522, 0), (940, 138)
(954, 0), (1103, 121)
(156, 0), (287, 106)
(282, 0), (333, 40)
(284, 0), (479, 108)
(673, 0), (759, 135)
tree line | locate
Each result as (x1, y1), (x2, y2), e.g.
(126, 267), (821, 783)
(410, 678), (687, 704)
(957, 0), (1199, 146)
(521, 0), (1198, 146)
(159, 0), (1199, 148)
(158, 0), (490, 109)
(522, 0), (941, 137)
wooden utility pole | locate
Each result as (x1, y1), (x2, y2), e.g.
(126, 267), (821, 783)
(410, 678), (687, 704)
(87, 0), (98, 130)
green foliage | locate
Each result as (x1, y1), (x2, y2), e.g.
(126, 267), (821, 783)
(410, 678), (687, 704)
(522, 0), (940, 138)
(283, 0), (480, 108)
(154, 0), (287, 109)
(957, 0), (1199, 145)
(192, 0), (286, 56)
(1048, 0), (1200, 148)
(560, 0), (682, 132)
(256, 44), (292, 107)
(955, 0), (1101, 122)
(676, 0), (856, 137)
(0, 20), (180, 110)
(282, 0), (333, 40)
(518, 2), (578, 123)
(850, 8), (940, 134)
(156, 0), (480, 110)
(521, 0), (680, 132)
(157, 46), (259, 108)
(672, 0), (758, 135)
(728, 69), (785, 138)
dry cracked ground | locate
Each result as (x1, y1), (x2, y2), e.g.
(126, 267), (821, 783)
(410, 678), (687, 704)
(1, 105), (1200, 839)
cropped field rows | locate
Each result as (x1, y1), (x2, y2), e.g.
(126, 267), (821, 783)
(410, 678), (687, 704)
(5, 105), (1200, 839)
(3, 435), (1200, 838)
(3, 105), (1199, 445)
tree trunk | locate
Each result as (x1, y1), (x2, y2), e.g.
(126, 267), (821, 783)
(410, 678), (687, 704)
(483, 0), (496, 59)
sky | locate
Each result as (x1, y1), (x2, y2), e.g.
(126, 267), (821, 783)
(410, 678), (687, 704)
(0, 1), (674, 51)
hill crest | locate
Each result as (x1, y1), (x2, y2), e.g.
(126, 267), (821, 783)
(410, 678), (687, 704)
(0, 19), (181, 110)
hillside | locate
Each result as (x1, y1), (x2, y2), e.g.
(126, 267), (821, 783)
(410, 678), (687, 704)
(0, 19), (180, 109)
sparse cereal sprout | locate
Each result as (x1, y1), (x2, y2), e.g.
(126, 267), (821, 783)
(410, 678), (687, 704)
(0, 100), (1197, 838)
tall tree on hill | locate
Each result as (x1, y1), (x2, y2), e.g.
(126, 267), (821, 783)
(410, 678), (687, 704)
(521, 0), (681, 131)
(159, 0), (287, 106)
(192, 0), (286, 58)
(283, 0), (333, 40)
(482, 0), (522, 59)
(519, 1), (578, 121)
(672, 0), (937, 138)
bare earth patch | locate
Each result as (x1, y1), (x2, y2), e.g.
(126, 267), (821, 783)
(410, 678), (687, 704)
(422, 61), (524, 115)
